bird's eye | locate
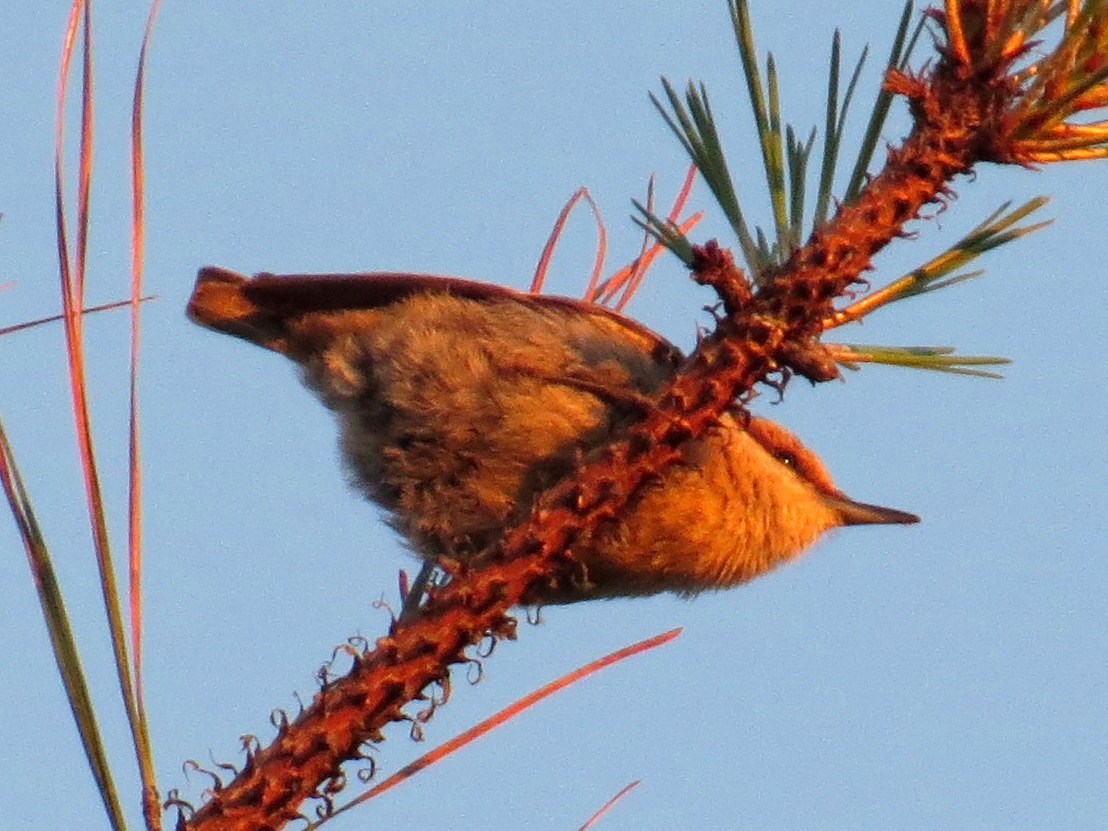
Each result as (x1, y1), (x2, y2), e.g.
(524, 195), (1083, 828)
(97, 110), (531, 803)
(775, 451), (797, 468)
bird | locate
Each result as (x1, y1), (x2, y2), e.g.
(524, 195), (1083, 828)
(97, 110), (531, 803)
(187, 266), (918, 603)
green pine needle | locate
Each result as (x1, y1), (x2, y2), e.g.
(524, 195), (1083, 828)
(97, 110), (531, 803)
(831, 343), (1012, 378)
(632, 201), (696, 267)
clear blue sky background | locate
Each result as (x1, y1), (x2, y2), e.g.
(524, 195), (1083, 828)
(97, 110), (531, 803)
(3, 3), (1107, 829)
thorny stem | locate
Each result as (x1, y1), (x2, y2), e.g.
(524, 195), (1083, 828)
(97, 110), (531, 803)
(181, 15), (1083, 831)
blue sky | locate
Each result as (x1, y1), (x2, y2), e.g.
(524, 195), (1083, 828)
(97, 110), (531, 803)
(3, 3), (1107, 829)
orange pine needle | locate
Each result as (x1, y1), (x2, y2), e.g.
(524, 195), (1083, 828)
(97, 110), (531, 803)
(315, 628), (681, 825)
(530, 187), (606, 296)
(576, 780), (642, 831)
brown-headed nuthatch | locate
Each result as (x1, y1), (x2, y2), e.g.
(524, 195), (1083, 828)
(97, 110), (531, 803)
(188, 267), (918, 603)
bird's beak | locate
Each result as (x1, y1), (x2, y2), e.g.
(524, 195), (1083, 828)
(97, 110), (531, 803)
(825, 494), (920, 526)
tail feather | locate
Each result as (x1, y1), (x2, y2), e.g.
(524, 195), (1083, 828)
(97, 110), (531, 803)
(187, 266), (288, 352)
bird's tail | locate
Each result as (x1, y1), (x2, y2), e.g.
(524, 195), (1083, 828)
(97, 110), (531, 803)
(187, 266), (289, 353)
